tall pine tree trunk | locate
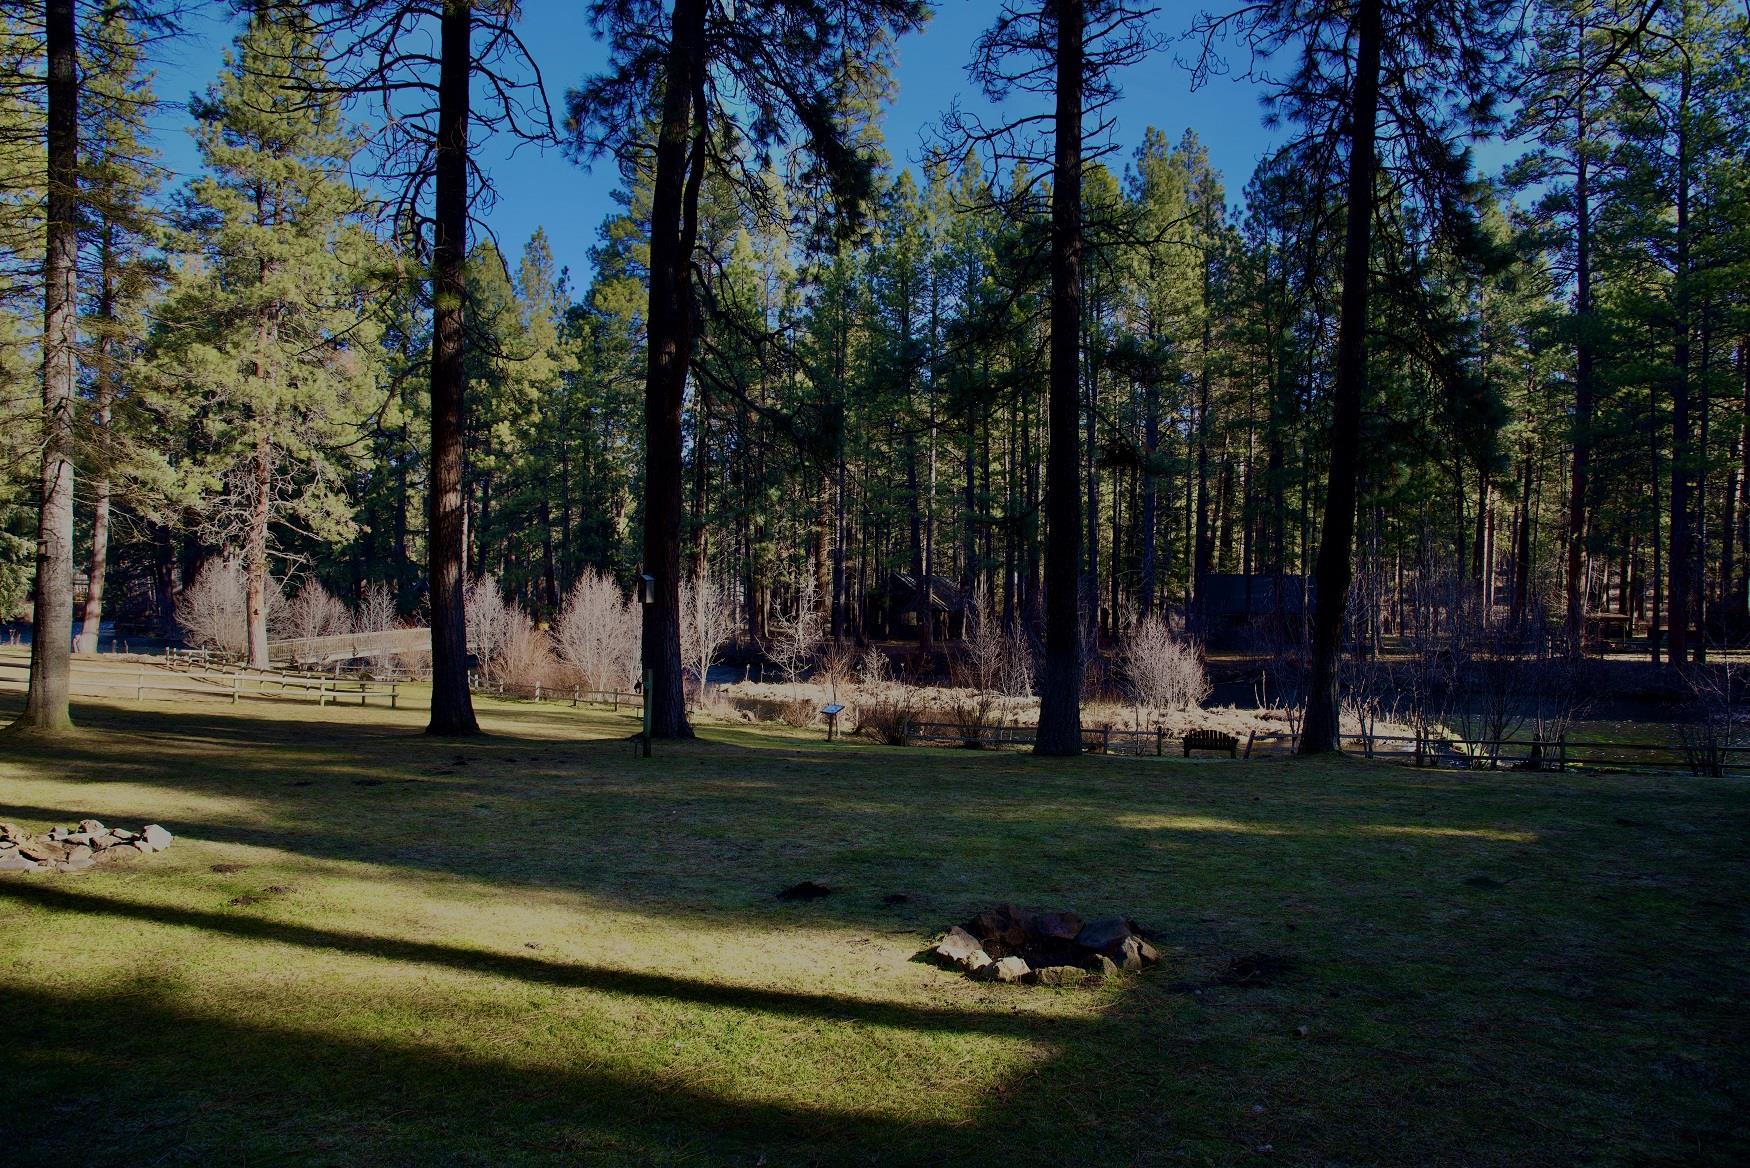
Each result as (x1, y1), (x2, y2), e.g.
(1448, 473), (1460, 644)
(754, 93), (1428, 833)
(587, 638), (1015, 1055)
(1035, 0), (1085, 757)
(425, 0), (481, 736)
(245, 432), (272, 668)
(16, 0), (78, 734)
(1566, 96), (1594, 649)
(76, 351), (113, 656)
(640, 0), (706, 737)
(1667, 65), (1692, 669)
(1140, 381), (1159, 618)
(1299, 0), (1381, 755)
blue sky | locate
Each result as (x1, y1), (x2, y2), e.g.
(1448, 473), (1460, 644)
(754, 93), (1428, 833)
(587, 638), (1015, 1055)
(147, 2), (1296, 289)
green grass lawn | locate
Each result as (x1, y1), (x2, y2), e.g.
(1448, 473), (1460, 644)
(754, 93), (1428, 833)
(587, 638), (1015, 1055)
(1, 692), (1746, 1166)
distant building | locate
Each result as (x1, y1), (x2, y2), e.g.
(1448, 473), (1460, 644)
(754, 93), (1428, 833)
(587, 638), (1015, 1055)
(879, 573), (967, 641)
(1196, 573), (1312, 647)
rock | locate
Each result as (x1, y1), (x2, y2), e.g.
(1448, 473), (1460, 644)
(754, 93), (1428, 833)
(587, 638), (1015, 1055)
(934, 926), (988, 969)
(966, 905), (1032, 952)
(1073, 916), (1134, 957)
(18, 840), (68, 863)
(64, 832), (95, 847)
(1089, 954), (1121, 977)
(89, 834), (120, 850)
(141, 825), (174, 851)
(0, 822), (21, 842)
(48, 826), (70, 842)
(1135, 937), (1160, 964)
(988, 955), (1032, 984)
(1035, 964), (1086, 987)
(1117, 936), (1146, 973)
(1032, 910), (1084, 942)
(77, 819), (106, 836)
(60, 845), (94, 872)
(962, 948), (993, 974)
(0, 853), (41, 873)
(110, 828), (137, 842)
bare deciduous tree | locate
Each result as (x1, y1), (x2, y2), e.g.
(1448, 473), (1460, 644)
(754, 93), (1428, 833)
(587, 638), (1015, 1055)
(178, 561), (281, 656)
(1121, 615), (1210, 710)
(554, 569), (640, 692)
(283, 579), (350, 642)
(463, 573), (514, 681)
(961, 584), (1035, 697)
(353, 581), (400, 634)
(765, 572), (825, 684)
(679, 564), (737, 701)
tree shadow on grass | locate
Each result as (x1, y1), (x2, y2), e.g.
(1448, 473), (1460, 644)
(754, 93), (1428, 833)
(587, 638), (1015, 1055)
(0, 697), (1567, 941)
(0, 879), (1083, 1043)
(0, 880), (1209, 1166)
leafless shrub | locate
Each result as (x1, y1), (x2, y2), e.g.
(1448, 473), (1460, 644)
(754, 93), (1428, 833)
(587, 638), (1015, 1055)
(1680, 665), (1745, 777)
(817, 639), (859, 694)
(353, 581), (400, 634)
(282, 580), (350, 642)
(680, 564), (738, 699)
(948, 690), (1002, 749)
(178, 561), (280, 654)
(1252, 620), (1310, 746)
(856, 691), (922, 746)
(1122, 615), (1210, 710)
(1340, 655), (1387, 758)
(857, 644), (890, 685)
(1400, 568), (1466, 766)
(777, 697), (817, 728)
(960, 583), (1035, 697)
(496, 611), (561, 690)
(465, 575), (516, 681)
(765, 571), (825, 683)
(1452, 612), (1526, 768)
(554, 570), (640, 691)
(178, 561), (245, 653)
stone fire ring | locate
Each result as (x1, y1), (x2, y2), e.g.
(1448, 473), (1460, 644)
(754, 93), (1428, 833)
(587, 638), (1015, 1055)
(0, 820), (175, 875)
(933, 905), (1161, 985)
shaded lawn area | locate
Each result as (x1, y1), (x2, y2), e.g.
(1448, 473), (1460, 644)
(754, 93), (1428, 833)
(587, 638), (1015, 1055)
(1, 694), (1746, 1166)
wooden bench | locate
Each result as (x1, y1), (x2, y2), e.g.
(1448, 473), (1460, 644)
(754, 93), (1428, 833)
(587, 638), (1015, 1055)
(1183, 729), (1239, 758)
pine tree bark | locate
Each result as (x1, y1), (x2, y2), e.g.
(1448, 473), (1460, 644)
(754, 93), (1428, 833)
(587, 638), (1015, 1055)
(639, 0), (706, 737)
(1667, 61), (1693, 669)
(15, 0), (78, 734)
(245, 432), (272, 668)
(1299, 0), (1381, 755)
(1566, 83), (1594, 649)
(1035, 0), (1085, 757)
(425, 0), (481, 736)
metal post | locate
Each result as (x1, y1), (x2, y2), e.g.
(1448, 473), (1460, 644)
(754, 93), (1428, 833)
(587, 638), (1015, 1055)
(641, 668), (653, 758)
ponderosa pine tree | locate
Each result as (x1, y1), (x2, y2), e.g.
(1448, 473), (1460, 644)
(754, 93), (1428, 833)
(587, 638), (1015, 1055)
(944, 0), (1157, 755)
(12, 0), (78, 733)
(74, 4), (163, 655)
(1196, 0), (1514, 754)
(158, 4), (378, 669)
(569, 0), (926, 739)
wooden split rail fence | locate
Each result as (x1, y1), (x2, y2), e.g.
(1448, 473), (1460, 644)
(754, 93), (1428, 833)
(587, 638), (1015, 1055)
(0, 656), (399, 709)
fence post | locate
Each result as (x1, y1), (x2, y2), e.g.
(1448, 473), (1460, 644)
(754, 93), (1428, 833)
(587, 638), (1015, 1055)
(231, 675), (240, 705)
(535, 682), (542, 703)
(391, 682), (398, 710)
(1156, 727), (1164, 757)
(1102, 726), (1111, 754)
(137, 664), (145, 702)
(572, 685), (579, 707)
(1558, 733), (1567, 773)
(318, 677), (328, 707)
